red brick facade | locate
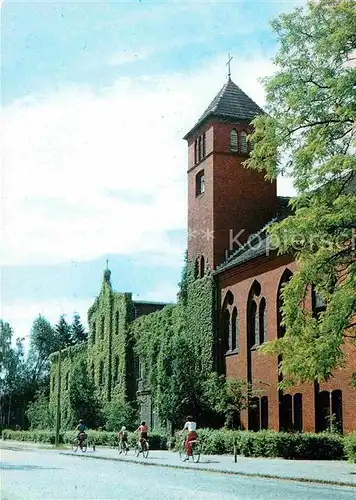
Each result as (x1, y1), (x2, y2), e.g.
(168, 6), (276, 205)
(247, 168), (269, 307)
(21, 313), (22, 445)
(185, 82), (356, 433)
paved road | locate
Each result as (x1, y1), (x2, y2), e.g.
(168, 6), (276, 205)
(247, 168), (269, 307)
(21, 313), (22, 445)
(1, 447), (355, 500)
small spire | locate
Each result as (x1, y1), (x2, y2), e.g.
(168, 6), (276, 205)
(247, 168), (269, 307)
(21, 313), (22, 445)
(103, 259), (111, 286)
(226, 53), (233, 80)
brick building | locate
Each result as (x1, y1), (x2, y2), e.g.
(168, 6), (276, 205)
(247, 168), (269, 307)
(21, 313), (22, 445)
(184, 76), (356, 433)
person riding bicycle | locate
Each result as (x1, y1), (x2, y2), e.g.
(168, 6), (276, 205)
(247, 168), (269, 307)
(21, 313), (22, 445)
(182, 415), (197, 460)
(75, 419), (87, 443)
(135, 421), (148, 450)
(118, 426), (128, 448)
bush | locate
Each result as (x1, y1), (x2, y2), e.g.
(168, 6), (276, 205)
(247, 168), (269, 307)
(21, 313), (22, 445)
(26, 392), (54, 430)
(344, 432), (356, 463)
(1, 428), (168, 450)
(174, 428), (345, 460)
(2, 429), (62, 444)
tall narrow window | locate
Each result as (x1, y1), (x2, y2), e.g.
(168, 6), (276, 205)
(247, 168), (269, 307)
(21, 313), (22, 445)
(202, 132), (206, 158)
(199, 255), (205, 278)
(65, 372), (69, 391)
(240, 131), (248, 153)
(230, 129), (238, 152)
(247, 301), (258, 348)
(312, 287), (326, 318)
(195, 256), (200, 279)
(92, 321), (96, 345)
(194, 139), (198, 164)
(231, 307), (238, 351)
(198, 135), (202, 161)
(101, 315), (105, 339)
(195, 170), (205, 196)
(99, 360), (105, 386)
(259, 298), (266, 344)
(115, 310), (119, 335)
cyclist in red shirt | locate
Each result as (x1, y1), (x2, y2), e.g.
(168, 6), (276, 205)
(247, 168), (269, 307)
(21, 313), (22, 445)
(136, 421), (148, 448)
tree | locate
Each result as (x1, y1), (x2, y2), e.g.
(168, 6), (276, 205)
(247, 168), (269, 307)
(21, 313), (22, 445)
(27, 315), (58, 381)
(26, 391), (54, 429)
(0, 324), (28, 428)
(0, 320), (13, 373)
(71, 313), (87, 344)
(55, 315), (72, 348)
(246, 0), (356, 386)
(204, 373), (262, 429)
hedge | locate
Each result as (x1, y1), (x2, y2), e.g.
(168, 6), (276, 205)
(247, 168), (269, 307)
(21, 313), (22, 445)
(173, 429), (345, 460)
(2, 428), (352, 461)
(1, 429), (167, 450)
(344, 432), (356, 463)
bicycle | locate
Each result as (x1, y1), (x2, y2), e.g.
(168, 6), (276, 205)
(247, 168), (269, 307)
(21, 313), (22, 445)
(72, 433), (87, 453)
(118, 439), (129, 455)
(135, 438), (149, 458)
(179, 439), (201, 463)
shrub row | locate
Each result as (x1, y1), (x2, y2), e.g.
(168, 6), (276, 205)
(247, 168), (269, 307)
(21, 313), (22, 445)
(2, 428), (355, 461)
(174, 429), (346, 461)
(344, 432), (356, 463)
(1, 429), (167, 450)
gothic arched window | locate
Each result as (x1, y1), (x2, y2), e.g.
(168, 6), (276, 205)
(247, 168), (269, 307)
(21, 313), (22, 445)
(231, 307), (238, 351)
(259, 298), (266, 344)
(240, 130), (248, 153)
(221, 291), (235, 353)
(247, 280), (262, 349)
(230, 129), (238, 152)
(277, 269), (293, 339)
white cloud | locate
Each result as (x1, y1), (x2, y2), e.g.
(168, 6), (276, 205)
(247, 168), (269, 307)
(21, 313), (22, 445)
(2, 54), (289, 267)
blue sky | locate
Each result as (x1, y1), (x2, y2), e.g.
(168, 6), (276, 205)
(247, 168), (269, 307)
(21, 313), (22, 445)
(2, 0), (302, 340)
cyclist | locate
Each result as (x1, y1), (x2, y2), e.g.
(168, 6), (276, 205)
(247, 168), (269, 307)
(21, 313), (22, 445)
(75, 419), (87, 444)
(135, 421), (148, 450)
(182, 415), (197, 460)
(118, 426), (128, 451)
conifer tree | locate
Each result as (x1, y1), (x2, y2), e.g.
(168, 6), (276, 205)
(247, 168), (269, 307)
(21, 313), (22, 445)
(71, 312), (87, 344)
(55, 315), (72, 348)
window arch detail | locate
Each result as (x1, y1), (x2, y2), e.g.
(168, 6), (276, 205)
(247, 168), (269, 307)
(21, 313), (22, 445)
(221, 291), (238, 353)
(247, 280), (265, 349)
(230, 129), (238, 152)
(240, 130), (248, 153)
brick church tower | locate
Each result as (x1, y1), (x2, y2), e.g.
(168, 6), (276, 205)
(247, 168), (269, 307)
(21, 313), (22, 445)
(184, 77), (278, 271)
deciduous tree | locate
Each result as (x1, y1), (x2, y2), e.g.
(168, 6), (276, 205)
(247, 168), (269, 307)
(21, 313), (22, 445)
(246, 0), (356, 386)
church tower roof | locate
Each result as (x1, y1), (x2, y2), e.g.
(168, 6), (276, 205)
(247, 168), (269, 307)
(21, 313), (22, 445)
(184, 77), (264, 140)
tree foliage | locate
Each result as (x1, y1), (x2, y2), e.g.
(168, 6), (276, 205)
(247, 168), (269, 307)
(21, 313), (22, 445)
(55, 315), (72, 348)
(246, 0), (356, 385)
(71, 313), (87, 344)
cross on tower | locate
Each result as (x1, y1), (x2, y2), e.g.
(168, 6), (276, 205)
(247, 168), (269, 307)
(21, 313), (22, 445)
(226, 53), (233, 79)
(106, 258), (109, 270)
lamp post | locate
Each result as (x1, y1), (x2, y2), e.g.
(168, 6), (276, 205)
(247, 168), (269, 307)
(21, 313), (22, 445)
(55, 347), (61, 446)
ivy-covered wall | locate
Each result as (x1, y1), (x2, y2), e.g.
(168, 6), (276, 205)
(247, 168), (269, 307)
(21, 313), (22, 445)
(49, 263), (216, 430)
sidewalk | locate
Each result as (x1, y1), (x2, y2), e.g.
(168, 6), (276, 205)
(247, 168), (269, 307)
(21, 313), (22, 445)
(2, 440), (356, 487)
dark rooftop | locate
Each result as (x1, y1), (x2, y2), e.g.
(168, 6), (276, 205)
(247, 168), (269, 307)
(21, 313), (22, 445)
(184, 77), (264, 140)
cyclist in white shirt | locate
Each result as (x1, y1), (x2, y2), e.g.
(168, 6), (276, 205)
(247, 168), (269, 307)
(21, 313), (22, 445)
(182, 416), (197, 460)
